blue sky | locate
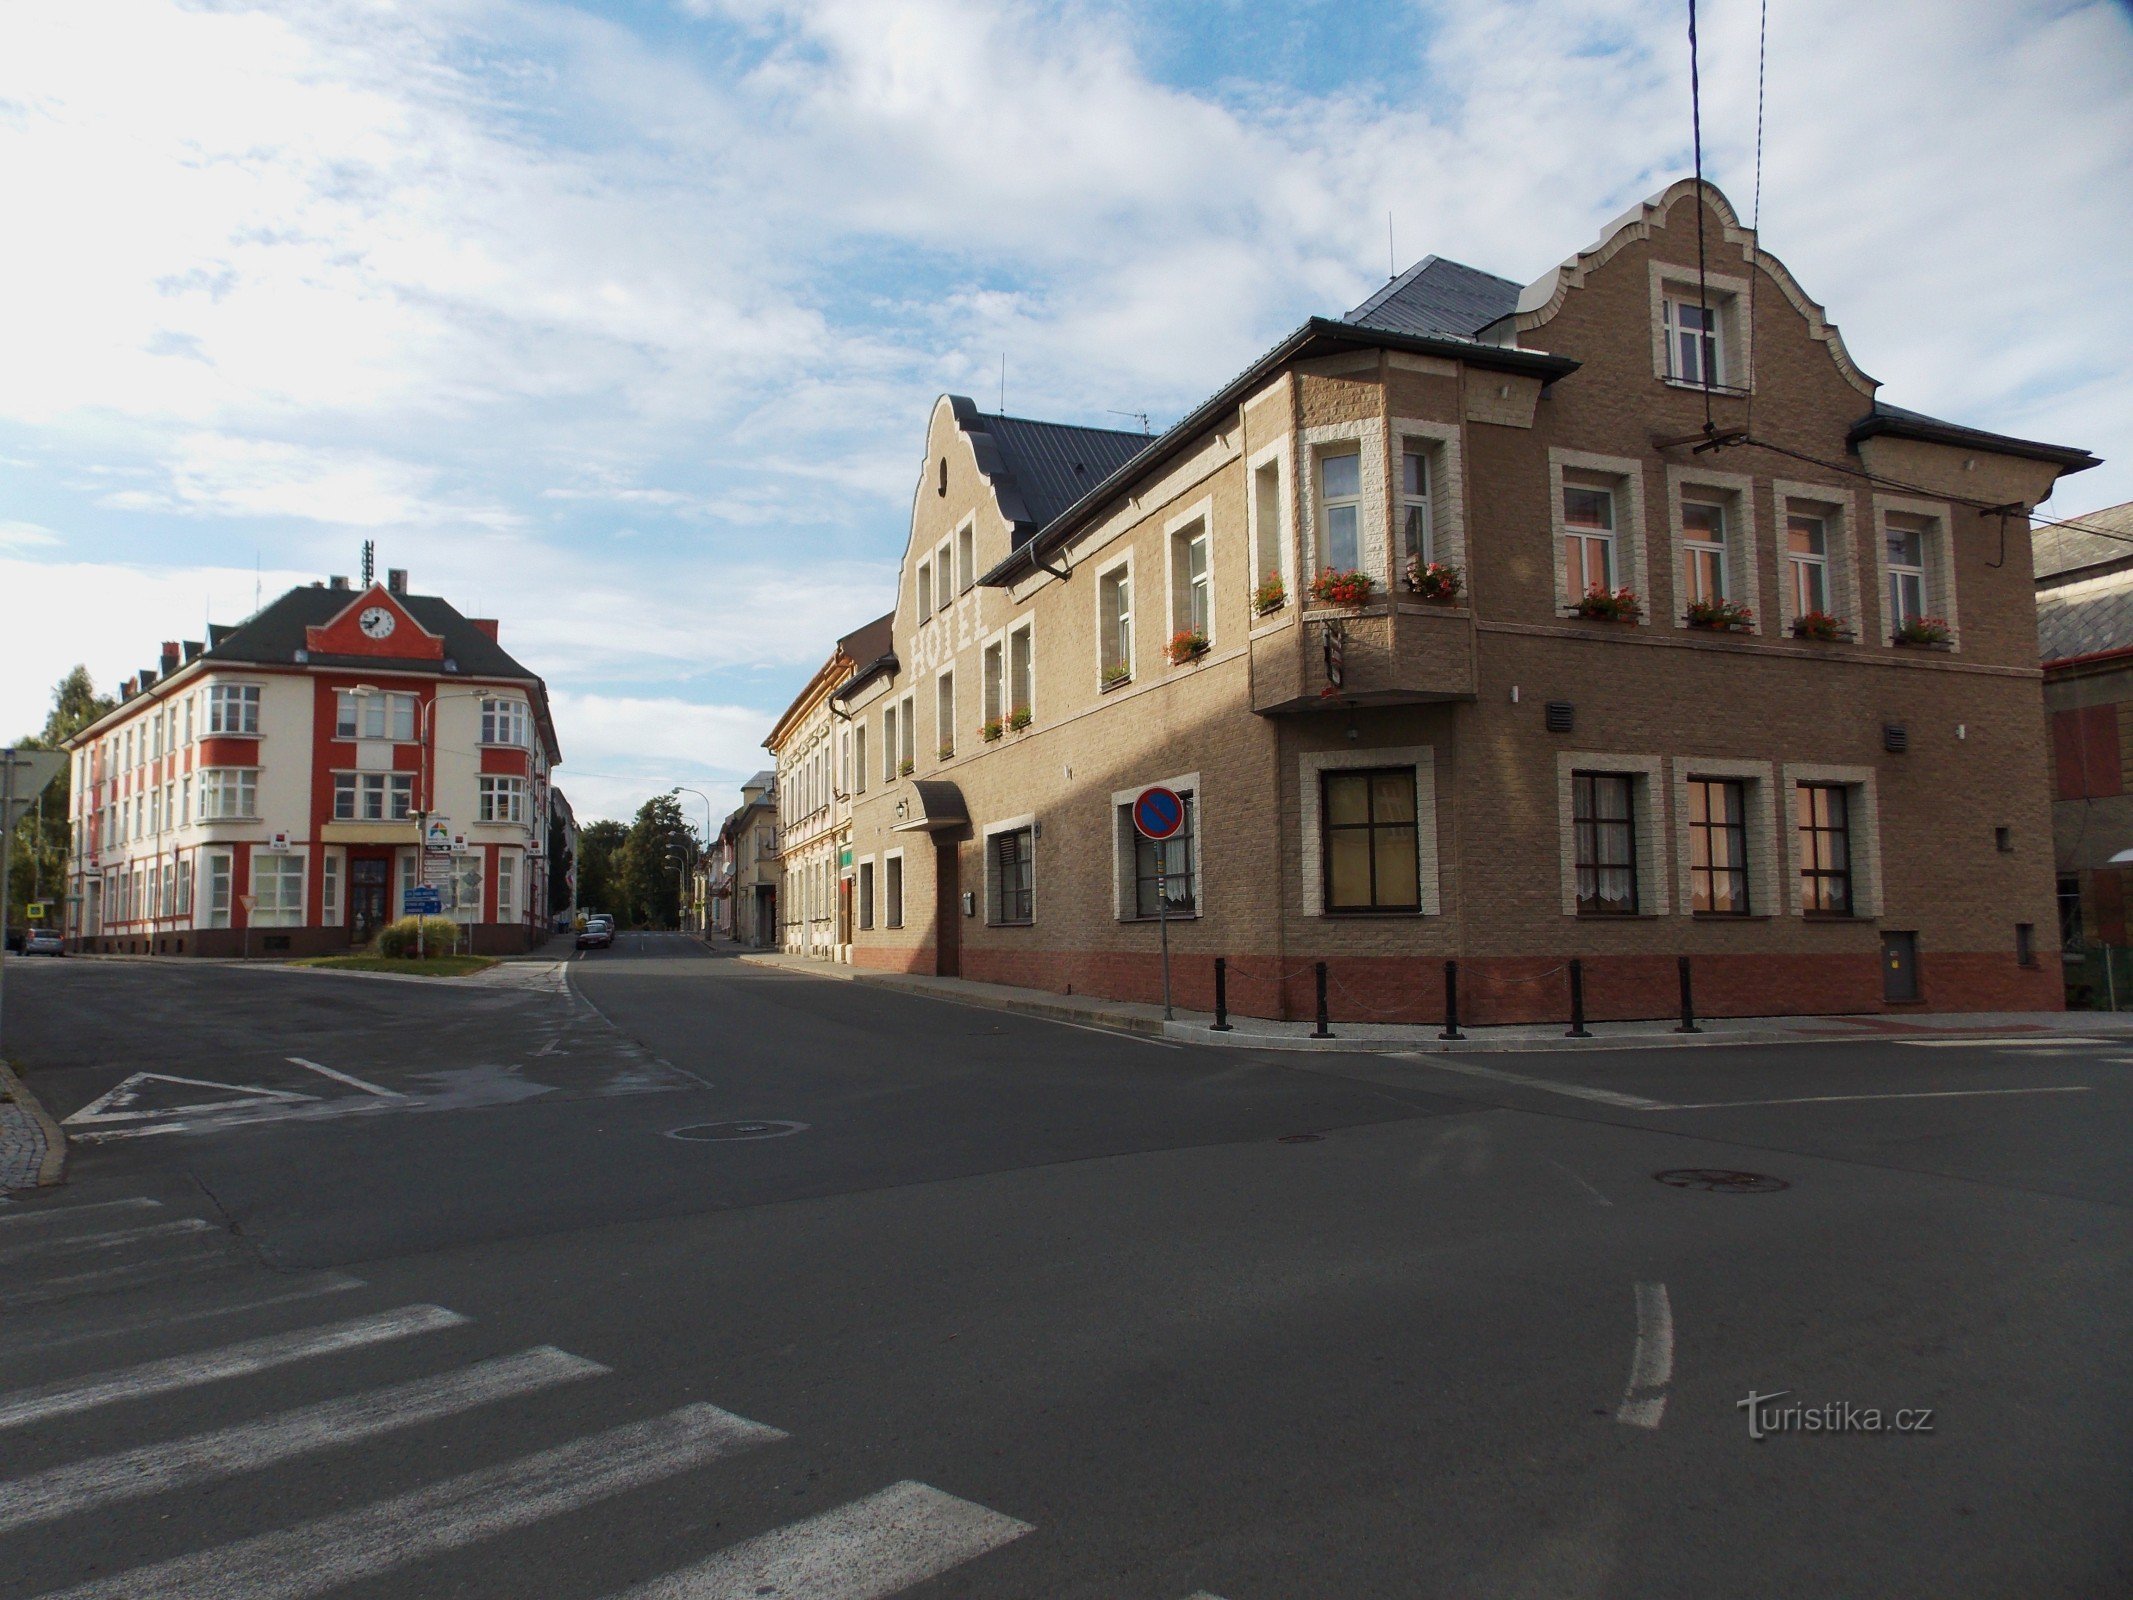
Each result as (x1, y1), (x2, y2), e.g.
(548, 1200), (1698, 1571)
(3, 0), (2129, 823)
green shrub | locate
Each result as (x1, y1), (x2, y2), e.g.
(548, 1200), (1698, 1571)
(374, 915), (463, 958)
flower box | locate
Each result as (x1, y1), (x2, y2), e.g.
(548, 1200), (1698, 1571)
(1685, 597), (1755, 631)
(1309, 567), (1374, 607)
(1008, 705), (1032, 731)
(897, 757), (915, 777)
(1252, 576), (1287, 616)
(937, 743), (955, 762)
(1791, 611), (1844, 642)
(1570, 587), (1642, 623)
(979, 718), (1005, 743)
(1100, 665), (1132, 691)
(1166, 630), (1210, 665)
(1403, 558), (1464, 603)
(1893, 616), (1953, 648)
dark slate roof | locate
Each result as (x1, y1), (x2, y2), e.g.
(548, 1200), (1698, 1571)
(1344, 256), (1522, 340)
(1850, 401), (2101, 472)
(2038, 573), (2133, 664)
(837, 611), (896, 673)
(970, 409), (1152, 538)
(205, 584), (543, 679)
(2034, 501), (2133, 582)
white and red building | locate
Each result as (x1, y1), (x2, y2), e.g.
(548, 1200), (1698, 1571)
(63, 569), (563, 956)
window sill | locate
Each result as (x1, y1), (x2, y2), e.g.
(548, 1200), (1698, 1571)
(1101, 675), (1134, 694)
(1321, 907), (1424, 918)
(1123, 910), (1200, 923)
(987, 919), (1035, 929)
(1660, 377), (1751, 397)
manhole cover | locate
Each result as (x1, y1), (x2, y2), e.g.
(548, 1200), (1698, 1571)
(665, 1120), (808, 1142)
(1654, 1168), (1789, 1193)
(1278, 1133), (1325, 1144)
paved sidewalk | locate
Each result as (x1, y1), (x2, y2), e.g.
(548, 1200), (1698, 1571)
(732, 949), (2133, 1053)
(0, 1058), (65, 1191)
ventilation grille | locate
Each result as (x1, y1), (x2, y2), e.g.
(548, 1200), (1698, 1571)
(1544, 701), (1575, 734)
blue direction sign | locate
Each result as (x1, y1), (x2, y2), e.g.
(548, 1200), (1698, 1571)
(404, 886), (443, 915)
(1132, 785), (1185, 841)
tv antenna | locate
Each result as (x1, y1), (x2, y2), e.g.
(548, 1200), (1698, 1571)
(1107, 409), (1152, 436)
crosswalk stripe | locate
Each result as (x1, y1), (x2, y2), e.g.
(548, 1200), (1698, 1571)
(0, 1217), (215, 1265)
(610, 1479), (1034, 1600)
(0, 1304), (467, 1431)
(31, 1402), (787, 1600)
(0, 1272), (365, 1360)
(0, 1198), (162, 1232)
(0, 1250), (237, 1312)
(0, 1345), (606, 1534)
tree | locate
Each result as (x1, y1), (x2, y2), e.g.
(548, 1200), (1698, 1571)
(8, 667), (114, 927)
(618, 792), (699, 929)
(575, 819), (628, 919)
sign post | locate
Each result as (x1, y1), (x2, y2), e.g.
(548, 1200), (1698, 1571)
(1131, 786), (1186, 1022)
(1, 748), (67, 1060)
(419, 814), (454, 959)
(238, 894), (257, 962)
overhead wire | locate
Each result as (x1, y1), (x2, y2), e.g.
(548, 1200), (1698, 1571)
(1686, 0), (1715, 432)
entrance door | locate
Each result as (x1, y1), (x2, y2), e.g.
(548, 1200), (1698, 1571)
(1882, 931), (1920, 1003)
(934, 838), (961, 978)
(351, 858), (390, 944)
(838, 875), (853, 953)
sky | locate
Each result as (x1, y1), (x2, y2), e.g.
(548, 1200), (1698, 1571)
(3, 0), (2129, 825)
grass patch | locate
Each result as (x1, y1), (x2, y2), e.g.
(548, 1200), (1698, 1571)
(292, 954), (497, 977)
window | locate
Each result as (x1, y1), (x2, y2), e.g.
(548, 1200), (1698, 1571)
(321, 852), (340, 925)
(1798, 784), (1853, 915)
(1318, 450), (1361, 572)
(2058, 873), (2083, 950)
(1009, 623), (1034, 719)
(176, 858), (193, 917)
(1885, 514), (1929, 630)
(1400, 444), (1432, 564)
(253, 853), (304, 927)
(936, 541), (954, 612)
(481, 699), (529, 746)
(479, 776), (527, 824)
(398, 851), (418, 914)
(198, 769), (257, 820)
(916, 560), (933, 623)
(1788, 513), (1830, 617)
(335, 772), (414, 821)
(451, 854), (483, 923)
(1687, 778), (1749, 914)
(180, 776), (191, 826)
(1681, 499), (1728, 605)
(208, 684), (260, 735)
(1563, 486), (1615, 600)
(989, 826), (1034, 925)
(899, 693), (916, 772)
(1099, 564), (1133, 682)
(1663, 296), (1720, 386)
(1252, 456), (1284, 596)
(840, 731), (851, 797)
(957, 524), (975, 595)
(983, 640), (1005, 726)
(1171, 521), (1210, 640)
(885, 853), (904, 927)
(1572, 772), (1638, 915)
(336, 690), (415, 741)
(936, 672), (955, 759)
(183, 695), (194, 743)
(854, 723), (868, 795)
(1322, 769), (1420, 913)
(858, 861), (875, 930)
(1124, 794), (1196, 918)
(882, 703), (899, 781)
(497, 853), (517, 923)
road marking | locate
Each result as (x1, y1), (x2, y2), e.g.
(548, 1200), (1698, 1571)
(1896, 1037), (2114, 1048)
(31, 1403), (787, 1600)
(0, 1304), (467, 1431)
(0, 1217), (213, 1265)
(1659, 1086), (2093, 1111)
(609, 1479), (1034, 1600)
(286, 1057), (406, 1098)
(0, 1251), (239, 1311)
(0, 1346), (607, 1534)
(1615, 1281), (1673, 1429)
(1545, 1157), (1614, 1207)
(0, 1197), (162, 1231)
(1392, 1054), (1669, 1109)
(62, 1072), (316, 1127)
(0, 1271), (364, 1358)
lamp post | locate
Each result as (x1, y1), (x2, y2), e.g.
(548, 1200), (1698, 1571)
(673, 787), (717, 935)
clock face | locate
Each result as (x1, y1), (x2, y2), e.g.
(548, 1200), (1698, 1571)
(358, 606), (397, 640)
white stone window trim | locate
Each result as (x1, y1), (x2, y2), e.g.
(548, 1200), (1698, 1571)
(1665, 465), (1761, 631)
(1871, 493), (1960, 651)
(1649, 261), (1753, 392)
(1005, 616), (1036, 722)
(1109, 770), (1203, 923)
(206, 680), (265, 736)
(1782, 763), (1884, 919)
(249, 844), (307, 928)
(1771, 480), (1863, 638)
(1299, 745), (1439, 918)
(882, 845), (906, 928)
(1245, 434), (1293, 611)
(933, 663), (956, 760)
(1163, 496), (1217, 652)
(1548, 450), (1651, 616)
(1389, 416), (1466, 579)
(1669, 757), (1779, 918)
(955, 516), (977, 596)
(1300, 418), (1387, 589)
(855, 852), (877, 931)
(1093, 549), (1136, 689)
(981, 812), (1038, 927)
(1555, 752), (1671, 917)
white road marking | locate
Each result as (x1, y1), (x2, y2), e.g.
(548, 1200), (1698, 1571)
(609, 1479), (1034, 1600)
(0, 1217), (213, 1265)
(0, 1304), (467, 1431)
(66, 1123), (192, 1142)
(0, 1346), (606, 1534)
(0, 1272), (365, 1358)
(32, 1404), (787, 1600)
(1393, 1054), (1669, 1109)
(1895, 1036), (2113, 1048)
(1, 1251), (237, 1310)
(63, 1072), (316, 1127)
(285, 1057), (406, 1098)
(1659, 1086), (2093, 1111)
(1545, 1157), (1614, 1207)
(0, 1197), (162, 1231)
(1615, 1281), (1673, 1429)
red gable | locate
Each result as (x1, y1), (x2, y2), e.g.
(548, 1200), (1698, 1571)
(304, 585), (445, 660)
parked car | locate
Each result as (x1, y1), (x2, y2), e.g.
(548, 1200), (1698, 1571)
(575, 916), (615, 950)
(23, 927), (64, 957)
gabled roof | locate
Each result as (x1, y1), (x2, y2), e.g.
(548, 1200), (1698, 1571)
(1344, 256), (1522, 341)
(206, 585), (542, 679)
(1851, 401), (2102, 475)
(949, 402), (1153, 542)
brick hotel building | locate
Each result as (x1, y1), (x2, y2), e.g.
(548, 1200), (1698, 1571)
(63, 569), (562, 956)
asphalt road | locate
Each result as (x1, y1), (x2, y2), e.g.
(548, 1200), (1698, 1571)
(1, 933), (2129, 1598)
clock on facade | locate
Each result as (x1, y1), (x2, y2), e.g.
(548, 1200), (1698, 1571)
(357, 606), (397, 640)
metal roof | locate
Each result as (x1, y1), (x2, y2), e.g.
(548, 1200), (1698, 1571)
(1851, 401), (2101, 473)
(972, 412), (1152, 538)
(203, 585), (543, 680)
(1343, 256), (1523, 341)
(2034, 501), (2133, 582)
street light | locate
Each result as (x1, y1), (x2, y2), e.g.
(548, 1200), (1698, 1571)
(673, 786), (718, 936)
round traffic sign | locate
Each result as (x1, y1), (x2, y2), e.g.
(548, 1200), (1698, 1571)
(1132, 785), (1185, 840)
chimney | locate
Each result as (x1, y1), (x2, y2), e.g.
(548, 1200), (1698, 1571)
(120, 675), (138, 701)
(329, 575), (350, 590)
(161, 640), (180, 675)
(387, 568), (408, 595)
(469, 618), (499, 641)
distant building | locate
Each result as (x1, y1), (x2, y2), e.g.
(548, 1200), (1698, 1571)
(549, 785), (581, 928)
(2035, 500), (2133, 1000)
(63, 569), (561, 956)
(713, 770), (779, 947)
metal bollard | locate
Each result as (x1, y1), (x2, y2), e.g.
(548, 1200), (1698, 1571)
(1566, 958), (1591, 1038)
(1441, 959), (1464, 1041)
(1674, 954), (1701, 1033)
(1312, 961), (1334, 1038)
(1212, 957), (1233, 1031)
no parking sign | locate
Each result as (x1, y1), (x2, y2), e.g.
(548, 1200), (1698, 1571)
(1133, 787), (1184, 1021)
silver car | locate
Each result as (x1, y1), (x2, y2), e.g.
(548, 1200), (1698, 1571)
(23, 928), (64, 957)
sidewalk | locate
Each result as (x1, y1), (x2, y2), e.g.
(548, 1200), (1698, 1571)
(0, 1058), (66, 1192)
(731, 949), (2133, 1053)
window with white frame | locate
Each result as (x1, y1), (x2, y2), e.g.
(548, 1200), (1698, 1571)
(936, 671), (955, 760)
(336, 690), (415, 741)
(899, 693), (916, 773)
(398, 851), (418, 914)
(853, 722), (868, 795)
(987, 825), (1035, 925)
(208, 684), (261, 735)
(198, 768), (258, 820)
(321, 852), (340, 925)
(479, 776), (527, 824)
(858, 859), (874, 930)
(497, 852), (518, 923)
(884, 852), (904, 927)
(252, 852), (304, 927)
(936, 541), (953, 613)
(1317, 449), (1361, 572)
(1117, 792), (1197, 919)
(180, 775), (191, 825)
(481, 698), (529, 746)
(957, 524), (975, 594)
(1399, 442), (1432, 566)
(983, 640), (1005, 726)
(1098, 563), (1133, 683)
(1170, 520), (1210, 643)
(335, 772), (415, 821)
(1009, 623), (1034, 719)
(1885, 514), (1930, 631)
(1788, 511), (1832, 619)
(1562, 484), (1617, 601)
(882, 702), (899, 781)
(1681, 496), (1729, 606)
(176, 858), (193, 917)
(1251, 455), (1286, 607)
(1662, 295), (1723, 387)
(916, 559), (933, 623)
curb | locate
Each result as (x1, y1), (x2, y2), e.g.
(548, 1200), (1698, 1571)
(732, 952), (1169, 1038)
(0, 1057), (67, 1188)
